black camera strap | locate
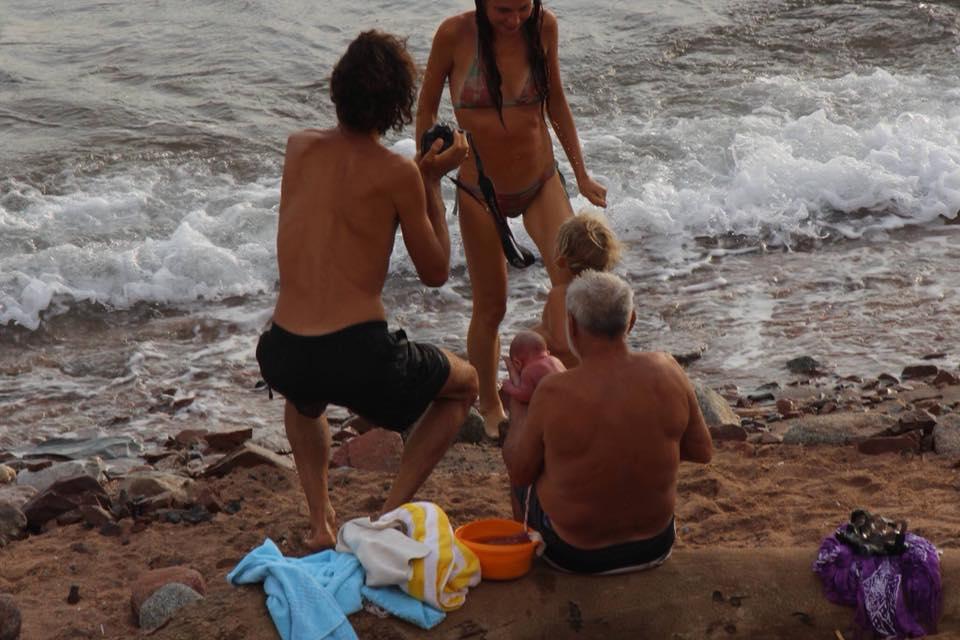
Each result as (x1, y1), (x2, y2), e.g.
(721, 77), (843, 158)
(446, 132), (536, 269)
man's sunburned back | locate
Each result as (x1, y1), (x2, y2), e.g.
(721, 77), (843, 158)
(273, 128), (411, 335)
(533, 351), (695, 548)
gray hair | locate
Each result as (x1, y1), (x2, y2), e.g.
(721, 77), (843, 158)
(565, 271), (634, 338)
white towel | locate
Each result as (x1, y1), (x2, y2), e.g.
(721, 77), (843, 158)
(336, 502), (481, 611)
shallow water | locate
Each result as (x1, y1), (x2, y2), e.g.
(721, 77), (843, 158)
(2, 0), (959, 448)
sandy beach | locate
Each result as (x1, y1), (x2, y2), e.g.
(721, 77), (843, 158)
(2, 369), (959, 639)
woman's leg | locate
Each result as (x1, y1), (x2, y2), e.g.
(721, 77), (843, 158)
(459, 193), (510, 439)
(522, 172), (575, 286)
(523, 173), (576, 358)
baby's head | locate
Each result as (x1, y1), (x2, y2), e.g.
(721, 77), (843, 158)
(509, 330), (549, 368)
(555, 211), (622, 275)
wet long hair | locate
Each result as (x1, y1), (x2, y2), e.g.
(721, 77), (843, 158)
(475, 0), (550, 125)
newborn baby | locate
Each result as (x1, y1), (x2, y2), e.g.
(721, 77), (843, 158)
(501, 331), (566, 405)
(496, 331), (566, 444)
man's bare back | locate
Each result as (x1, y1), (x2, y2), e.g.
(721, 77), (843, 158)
(531, 351), (710, 547)
(273, 128), (448, 335)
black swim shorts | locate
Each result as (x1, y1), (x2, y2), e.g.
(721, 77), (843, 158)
(256, 321), (450, 431)
(514, 484), (675, 574)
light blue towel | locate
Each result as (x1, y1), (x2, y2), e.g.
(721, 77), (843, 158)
(362, 584), (445, 630)
(227, 539), (445, 640)
(228, 538), (362, 640)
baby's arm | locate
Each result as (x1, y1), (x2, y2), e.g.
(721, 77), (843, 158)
(503, 367), (545, 404)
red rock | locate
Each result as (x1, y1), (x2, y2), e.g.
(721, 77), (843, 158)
(21, 475), (108, 532)
(188, 486), (224, 514)
(895, 409), (937, 435)
(933, 370), (960, 387)
(169, 429), (208, 449)
(708, 424), (748, 442)
(330, 428), (404, 472)
(130, 566), (206, 617)
(56, 509), (84, 526)
(901, 364), (939, 380)
(818, 402), (838, 415)
(775, 399), (797, 414)
(203, 429), (253, 452)
(916, 400), (949, 416)
(171, 397), (195, 411)
(332, 427), (359, 443)
(202, 444), (294, 478)
(342, 415), (379, 435)
(79, 505), (113, 528)
(857, 432), (921, 455)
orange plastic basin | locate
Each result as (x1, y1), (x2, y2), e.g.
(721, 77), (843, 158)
(455, 518), (537, 581)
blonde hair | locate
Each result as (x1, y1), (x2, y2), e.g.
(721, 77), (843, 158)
(555, 211), (621, 275)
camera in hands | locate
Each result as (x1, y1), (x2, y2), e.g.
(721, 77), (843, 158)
(420, 122), (455, 155)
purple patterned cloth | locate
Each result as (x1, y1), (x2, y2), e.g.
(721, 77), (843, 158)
(813, 528), (942, 638)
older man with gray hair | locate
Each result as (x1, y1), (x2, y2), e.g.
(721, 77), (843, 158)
(502, 271), (713, 574)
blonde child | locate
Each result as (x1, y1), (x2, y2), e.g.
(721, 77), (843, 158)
(536, 211), (622, 367)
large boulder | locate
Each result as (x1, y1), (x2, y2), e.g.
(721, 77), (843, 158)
(693, 383), (741, 428)
(118, 471), (193, 501)
(203, 429), (253, 452)
(20, 475), (108, 532)
(16, 458), (106, 494)
(330, 428), (403, 472)
(780, 413), (896, 445)
(933, 415), (960, 456)
(202, 443), (294, 478)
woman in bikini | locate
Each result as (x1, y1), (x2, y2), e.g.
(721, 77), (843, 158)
(417, 0), (606, 439)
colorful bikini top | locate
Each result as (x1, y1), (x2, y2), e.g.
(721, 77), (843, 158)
(454, 41), (541, 110)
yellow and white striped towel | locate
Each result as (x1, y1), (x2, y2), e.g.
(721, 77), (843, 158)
(336, 501), (480, 611)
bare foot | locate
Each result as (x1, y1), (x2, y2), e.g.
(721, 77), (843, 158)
(482, 408), (508, 440)
(303, 505), (338, 552)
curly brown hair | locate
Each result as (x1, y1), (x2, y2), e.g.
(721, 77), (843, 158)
(330, 31), (418, 136)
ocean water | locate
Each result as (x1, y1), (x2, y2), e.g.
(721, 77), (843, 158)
(2, 0), (960, 448)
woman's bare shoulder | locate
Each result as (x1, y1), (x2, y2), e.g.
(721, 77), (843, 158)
(541, 9), (559, 29)
(436, 11), (475, 39)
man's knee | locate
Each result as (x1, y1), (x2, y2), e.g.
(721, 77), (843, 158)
(443, 353), (479, 402)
